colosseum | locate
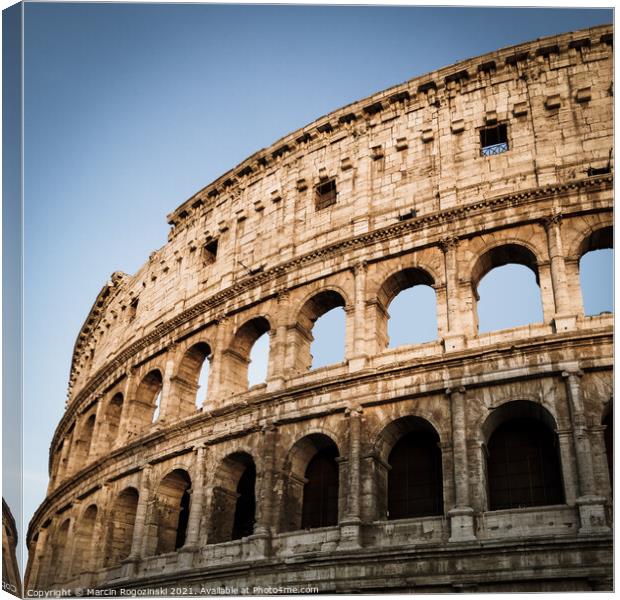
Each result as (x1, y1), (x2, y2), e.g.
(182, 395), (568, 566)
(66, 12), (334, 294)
(26, 24), (613, 594)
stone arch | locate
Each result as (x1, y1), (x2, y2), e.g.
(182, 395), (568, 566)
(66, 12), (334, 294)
(471, 243), (543, 333)
(280, 433), (341, 532)
(291, 289), (347, 372)
(375, 267), (437, 349)
(154, 469), (192, 555)
(481, 400), (564, 510)
(104, 392), (124, 446)
(208, 452), (256, 544)
(105, 487), (139, 567)
(374, 416), (443, 520)
(221, 316), (271, 395)
(50, 518), (70, 583)
(73, 413), (96, 472)
(131, 369), (163, 433)
(577, 225), (613, 316)
(171, 341), (212, 417)
(70, 504), (98, 576)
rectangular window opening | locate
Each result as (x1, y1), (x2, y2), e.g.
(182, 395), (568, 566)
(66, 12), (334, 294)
(480, 123), (509, 156)
(315, 179), (337, 211)
(129, 298), (139, 321)
(204, 239), (218, 263)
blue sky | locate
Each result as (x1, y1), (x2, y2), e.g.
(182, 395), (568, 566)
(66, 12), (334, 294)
(18, 3), (612, 569)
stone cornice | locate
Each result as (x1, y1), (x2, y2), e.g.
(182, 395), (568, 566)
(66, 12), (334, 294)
(55, 174), (612, 455)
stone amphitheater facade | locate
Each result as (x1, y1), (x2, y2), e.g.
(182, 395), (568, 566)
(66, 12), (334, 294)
(26, 25), (613, 594)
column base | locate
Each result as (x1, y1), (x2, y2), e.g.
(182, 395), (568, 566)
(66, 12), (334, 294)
(177, 546), (197, 569)
(348, 356), (367, 373)
(338, 517), (362, 550)
(247, 531), (272, 559)
(577, 495), (610, 535)
(119, 555), (140, 578)
(553, 314), (578, 333)
(448, 506), (477, 542)
(266, 377), (285, 392)
(442, 334), (466, 352)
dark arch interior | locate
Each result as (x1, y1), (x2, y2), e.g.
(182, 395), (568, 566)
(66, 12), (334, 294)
(175, 490), (191, 549)
(156, 469), (192, 554)
(579, 226), (613, 256)
(231, 462), (256, 540)
(301, 445), (339, 529)
(603, 409), (613, 489)
(487, 418), (564, 510)
(388, 428), (443, 519)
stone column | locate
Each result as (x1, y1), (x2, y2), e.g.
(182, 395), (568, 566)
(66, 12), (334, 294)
(563, 370), (609, 534)
(207, 316), (229, 406)
(123, 464), (153, 576)
(556, 429), (579, 506)
(339, 406), (363, 549)
(440, 237), (466, 350)
(28, 526), (50, 590)
(252, 422), (278, 558)
(266, 313), (287, 392)
(544, 214), (577, 331)
(589, 425), (612, 500)
(178, 445), (207, 568)
(59, 516), (78, 584)
(446, 387), (476, 542)
(349, 262), (368, 372)
(157, 343), (177, 424)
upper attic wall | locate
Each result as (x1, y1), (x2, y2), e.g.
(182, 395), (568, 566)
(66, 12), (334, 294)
(67, 24), (613, 401)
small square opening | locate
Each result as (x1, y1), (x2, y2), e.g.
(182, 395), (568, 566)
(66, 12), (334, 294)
(129, 298), (139, 321)
(315, 179), (337, 211)
(480, 124), (509, 156)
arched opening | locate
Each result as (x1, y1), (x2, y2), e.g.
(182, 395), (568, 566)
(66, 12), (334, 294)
(484, 401), (564, 511)
(248, 332), (269, 387)
(73, 414), (96, 472)
(50, 519), (70, 583)
(603, 408), (613, 488)
(473, 244), (543, 333)
(154, 469), (192, 555)
(133, 370), (163, 430)
(375, 416), (443, 520)
(222, 317), (271, 395)
(105, 487), (139, 567)
(378, 268), (437, 348)
(70, 505), (97, 576)
(295, 291), (346, 371)
(579, 226), (613, 316)
(208, 452), (256, 544)
(105, 393), (124, 445)
(173, 342), (212, 415)
(281, 434), (340, 532)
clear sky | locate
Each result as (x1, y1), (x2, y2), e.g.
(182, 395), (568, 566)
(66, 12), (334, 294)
(19, 3), (612, 569)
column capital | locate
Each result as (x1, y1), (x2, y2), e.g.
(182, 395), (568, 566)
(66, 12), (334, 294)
(439, 235), (459, 253)
(351, 260), (368, 275)
(562, 369), (583, 379)
(445, 386), (466, 396)
(542, 212), (563, 229)
(345, 404), (363, 416)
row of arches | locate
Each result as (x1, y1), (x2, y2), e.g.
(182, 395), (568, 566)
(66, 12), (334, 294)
(53, 227), (613, 483)
(42, 399), (613, 585)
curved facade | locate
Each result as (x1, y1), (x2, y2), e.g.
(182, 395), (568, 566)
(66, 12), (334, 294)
(27, 25), (613, 594)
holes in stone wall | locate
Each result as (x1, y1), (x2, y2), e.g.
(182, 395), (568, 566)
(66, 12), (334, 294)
(281, 433), (340, 532)
(483, 401), (564, 511)
(473, 245), (542, 333)
(208, 452), (256, 544)
(315, 179), (337, 211)
(579, 226), (613, 316)
(296, 291), (346, 371)
(71, 505), (97, 576)
(479, 123), (509, 156)
(105, 487), (139, 567)
(154, 469), (192, 555)
(223, 317), (271, 394)
(379, 268), (437, 348)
